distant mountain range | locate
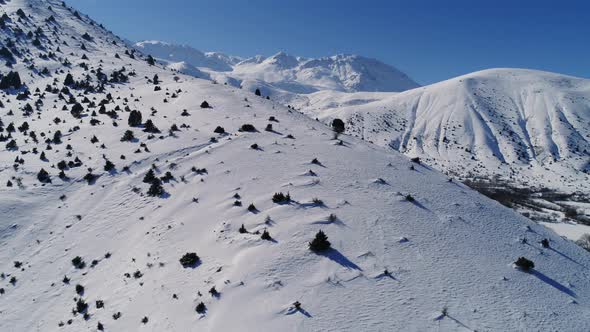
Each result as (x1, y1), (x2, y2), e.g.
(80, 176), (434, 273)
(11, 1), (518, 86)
(133, 40), (420, 95)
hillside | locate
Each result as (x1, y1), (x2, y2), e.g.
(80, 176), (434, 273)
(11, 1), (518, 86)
(303, 69), (590, 224)
(1, 1), (590, 332)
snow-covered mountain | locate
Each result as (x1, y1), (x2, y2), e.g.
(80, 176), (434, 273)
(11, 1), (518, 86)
(133, 41), (420, 96)
(2, 1), (590, 331)
(304, 69), (590, 224)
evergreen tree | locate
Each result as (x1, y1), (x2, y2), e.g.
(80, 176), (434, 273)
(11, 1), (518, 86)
(64, 73), (75, 86)
(104, 159), (115, 172)
(0, 71), (22, 90)
(121, 130), (135, 142)
(309, 230), (331, 252)
(146, 55), (155, 66)
(143, 119), (160, 133)
(195, 302), (206, 314)
(514, 257), (534, 271)
(128, 110), (142, 127)
(37, 168), (51, 183)
(143, 169), (156, 183)
(332, 118), (345, 137)
(147, 179), (164, 197)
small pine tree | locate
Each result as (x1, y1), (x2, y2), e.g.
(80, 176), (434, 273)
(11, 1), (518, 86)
(104, 159), (115, 172)
(146, 55), (155, 66)
(309, 230), (331, 252)
(37, 168), (51, 183)
(247, 203), (257, 212)
(121, 130), (135, 142)
(261, 229), (272, 241)
(64, 73), (75, 86)
(143, 169), (156, 183)
(76, 298), (88, 313)
(255, 88), (261, 96)
(195, 302), (206, 314)
(147, 180), (164, 197)
(143, 119), (160, 133)
(128, 110), (142, 127)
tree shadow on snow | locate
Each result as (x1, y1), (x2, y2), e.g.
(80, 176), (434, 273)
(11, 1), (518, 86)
(548, 247), (585, 268)
(407, 199), (429, 211)
(319, 249), (362, 271)
(284, 306), (312, 318)
(531, 270), (576, 298)
(446, 314), (475, 332)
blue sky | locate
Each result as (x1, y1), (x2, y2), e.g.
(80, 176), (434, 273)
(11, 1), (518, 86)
(69, 0), (589, 85)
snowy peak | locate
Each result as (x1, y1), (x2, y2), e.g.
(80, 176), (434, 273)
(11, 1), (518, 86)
(262, 51), (300, 69)
(134, 40), (235, 71)
(132, 41), (419, 94)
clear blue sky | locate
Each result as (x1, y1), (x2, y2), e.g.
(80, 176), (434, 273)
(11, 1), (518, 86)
(69, 0), (589, 85)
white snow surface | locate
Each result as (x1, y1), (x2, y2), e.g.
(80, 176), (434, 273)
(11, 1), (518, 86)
(0, 1), (589, 332)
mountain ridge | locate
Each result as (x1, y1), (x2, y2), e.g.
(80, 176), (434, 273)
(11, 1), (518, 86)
(133, 40), (420, 94)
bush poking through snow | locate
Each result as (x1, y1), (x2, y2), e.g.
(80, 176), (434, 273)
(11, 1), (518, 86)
(309, 230), (331, 252)
(239, 124), (256, 132)
(272, 192), (290, 203)
(72, 256), (86, 269)
(239, 224), (247, 234)
(179, 252), (200, 268)
(76, 298), (88, 314)
(514, 257), (535, 271)
(209, 287), (219, 297)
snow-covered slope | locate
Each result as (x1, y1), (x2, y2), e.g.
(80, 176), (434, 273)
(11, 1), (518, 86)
(133, 41), (419, 96)
(306, 69), (590, 223)
(1, 1), (590, 332)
